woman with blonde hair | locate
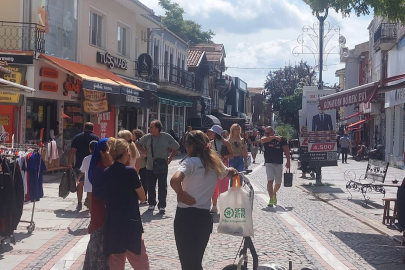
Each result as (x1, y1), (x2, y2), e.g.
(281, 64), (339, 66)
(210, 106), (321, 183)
(171, 130), (237, 269)
(118, 130), (138, 168)
(228, 124), (248, 172)
(103, 138), (149, 269)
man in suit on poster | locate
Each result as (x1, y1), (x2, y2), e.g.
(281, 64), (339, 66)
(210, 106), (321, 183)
(312, 105), (333, 131)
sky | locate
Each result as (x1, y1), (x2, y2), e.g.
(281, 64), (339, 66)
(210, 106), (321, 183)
(140, 0), (373, 88)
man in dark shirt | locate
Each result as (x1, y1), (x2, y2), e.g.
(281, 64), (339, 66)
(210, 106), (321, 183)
(261, 126), (290, 207)
(68, 122), (100, 210)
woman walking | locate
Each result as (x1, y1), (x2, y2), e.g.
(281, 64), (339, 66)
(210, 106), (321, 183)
(132, 129), (148, 204)
(171, 130), (237, 270)
(83, 138), (112, 270)
(206, 125), (234, 213)
(104, 138), (149, 270)
(228, 124), (248, 172)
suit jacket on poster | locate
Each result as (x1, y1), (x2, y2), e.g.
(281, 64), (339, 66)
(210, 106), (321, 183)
(312, 113), (333, 131)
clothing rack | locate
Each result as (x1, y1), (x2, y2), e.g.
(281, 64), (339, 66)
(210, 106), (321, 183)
(0, 142), (42, 248)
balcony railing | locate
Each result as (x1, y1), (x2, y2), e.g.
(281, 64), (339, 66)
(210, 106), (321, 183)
(374, 23), (397, 50)
(0, 21), (45, 53)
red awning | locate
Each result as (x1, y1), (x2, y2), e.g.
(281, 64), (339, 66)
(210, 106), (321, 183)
(347, 117), (373, 128)
(319, 82), (379, 110)
(383, 73), (405, 84)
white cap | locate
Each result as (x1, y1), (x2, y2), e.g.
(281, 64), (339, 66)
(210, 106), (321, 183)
(208, 125), (223, 136)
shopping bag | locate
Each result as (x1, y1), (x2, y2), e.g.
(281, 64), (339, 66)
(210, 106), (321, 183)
(284, 168), (293, 187)
(68, 169), (77, 193)
(217, 183), (254, 237)
(59, 170), (70, 199)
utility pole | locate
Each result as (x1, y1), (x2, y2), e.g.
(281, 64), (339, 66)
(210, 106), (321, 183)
(315, 8), (328, 185)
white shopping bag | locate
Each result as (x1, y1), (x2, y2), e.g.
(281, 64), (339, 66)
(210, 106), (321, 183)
(217, 186), (254, 237)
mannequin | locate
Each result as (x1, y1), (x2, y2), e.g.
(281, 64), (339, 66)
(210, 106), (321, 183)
(37, 0), (49, 33)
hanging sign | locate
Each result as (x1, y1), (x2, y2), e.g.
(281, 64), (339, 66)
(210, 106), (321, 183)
(137, 53), (153, 78)
(83, 89), (108, 113)
(40, 68), (59, 79)
(0, 65), (27, 104)
(96, 51), (128, 70)
(0, 115), (10, 126)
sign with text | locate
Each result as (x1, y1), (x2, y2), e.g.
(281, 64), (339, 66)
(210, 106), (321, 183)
(137, 53), (153, 78)
(63, 74), (81, 96)
(0, 115), (10, 126)
(40, 68), (58, 78)
(1, 65), (27, 104)
(82, 80), (120, 94)
(92, 109), (115, 139)
(96, 51), (128, 70)
(83, 89), (108, 114)
(320, 85), (377, 110)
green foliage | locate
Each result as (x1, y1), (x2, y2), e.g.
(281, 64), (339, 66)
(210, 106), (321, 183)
(305, 0), (405, 22)
(158, 0), (215, 44)
(276, 122), (296, 140)
(264, 61), (316, 133)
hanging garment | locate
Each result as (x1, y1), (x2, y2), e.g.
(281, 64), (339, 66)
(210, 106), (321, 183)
(8, 160), (24, 231)
(0, 158), (13, 237)
(49, 141), (59, 162)
(27, 152), (46, 202)
(25, 152), (32, 202)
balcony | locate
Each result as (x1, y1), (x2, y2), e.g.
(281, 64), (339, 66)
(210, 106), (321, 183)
(0, 21), (45, 54)
(374, 23), (397, 51)
(215, 74), (232, 90)
(152, 64), (197, 90)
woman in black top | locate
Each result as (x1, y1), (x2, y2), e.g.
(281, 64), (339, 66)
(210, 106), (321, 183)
(103, 138), (149, 269)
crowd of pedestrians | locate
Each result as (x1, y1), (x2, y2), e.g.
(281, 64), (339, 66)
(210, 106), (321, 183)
(66, 121), (290, 270)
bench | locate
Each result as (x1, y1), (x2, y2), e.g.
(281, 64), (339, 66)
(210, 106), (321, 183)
(345, 159), (390, 206)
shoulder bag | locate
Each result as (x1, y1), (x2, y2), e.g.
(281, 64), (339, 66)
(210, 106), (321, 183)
(151, 136), (168, 174)
(214, 140), (230, 157)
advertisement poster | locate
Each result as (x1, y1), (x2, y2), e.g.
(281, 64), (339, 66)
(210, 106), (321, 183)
(83, 89), (108, 114)
(92, 109), (115, 139)
(301, 87), (338, 167)
(1, 65), (27, 104)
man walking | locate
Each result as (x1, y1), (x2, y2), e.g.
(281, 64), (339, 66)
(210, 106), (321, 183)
(136, 120), (179, 213)
(261, 126), (290, 207)
(68, 122), (99, 210)
(340, 133), (350, 163)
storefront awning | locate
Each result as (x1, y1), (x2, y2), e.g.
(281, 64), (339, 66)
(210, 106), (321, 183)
(40, 54), (137, 95)
(319, 82), (379, 110)
(342, 111), (362, 121)
(0, 78), (35, 95)
(153, 92), (192, 107)
(347, 116), (373, 129)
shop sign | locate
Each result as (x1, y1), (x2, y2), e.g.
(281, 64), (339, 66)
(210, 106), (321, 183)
(320, 86), (377, 110)
(39, 82), (58, 92)
(137, 53), (153, 78)
(63, 74), (82, 96)
(121, 87), (140, 96)
(0, 115), (9, 126)
(395, 88), (405, 101)
(83, 89), (108, 113)
(126, 95), (140, 103)
(0, 65), (27, 104)
(0, 54), (33, 65)
(40, 68), (59, 79)
(82, 80), (120, 94)
(96, 51), (128, 70)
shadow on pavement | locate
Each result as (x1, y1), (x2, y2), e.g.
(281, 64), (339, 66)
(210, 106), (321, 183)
(0, 232), (32, 254)
(348, 199), (384, 209)
(141, 210), (172, 223)
(301, 185), (345, 194)
(67, 227), (88, 237)
(54, 209), (85, 218)
(330, 231), (404, 269)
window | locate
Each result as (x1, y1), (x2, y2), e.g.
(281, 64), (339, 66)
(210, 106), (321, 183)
(90, 11), (104, 48)
(117, 24), (130, 57)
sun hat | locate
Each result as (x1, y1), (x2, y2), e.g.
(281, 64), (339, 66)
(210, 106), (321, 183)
(208, 125), (223, 136)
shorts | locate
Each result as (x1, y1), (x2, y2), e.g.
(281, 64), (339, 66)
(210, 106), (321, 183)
(265, 163), (283, 184)
(74, 167), (84, 182)
(250, 146), (259, 155)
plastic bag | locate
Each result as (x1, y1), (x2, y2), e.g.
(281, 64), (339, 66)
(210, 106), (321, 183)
(217, 186), (254, 237)
(59, 170), (71, 198)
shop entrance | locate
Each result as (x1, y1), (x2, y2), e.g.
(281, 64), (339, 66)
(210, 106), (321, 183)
(118, 107), (139, 131)
(26, 99), (57, 143)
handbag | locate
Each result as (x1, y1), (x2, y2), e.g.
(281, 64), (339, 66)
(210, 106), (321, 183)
(284, 168), (293, 187)
(151, 136), (168, 175)
(217, 177), (254, 237)
(214, 140), (230, 157)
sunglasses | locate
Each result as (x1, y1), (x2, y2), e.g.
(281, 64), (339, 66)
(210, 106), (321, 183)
(265, 132), (271, 135)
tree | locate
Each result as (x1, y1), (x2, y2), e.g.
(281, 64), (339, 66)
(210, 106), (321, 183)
(263, 61), (316, 132)
(304, 0), (405, 22)
(276, 122), (296, 141)
(158, 0), (215, 44)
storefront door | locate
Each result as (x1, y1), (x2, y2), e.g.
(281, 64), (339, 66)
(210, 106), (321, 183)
(26, 99), (57, 143)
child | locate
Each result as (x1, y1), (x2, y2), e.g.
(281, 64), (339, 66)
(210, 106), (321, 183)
(76, 140), (98, 211)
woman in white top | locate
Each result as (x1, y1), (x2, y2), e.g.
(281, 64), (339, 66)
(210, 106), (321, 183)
(171, 130), (237, 270)
(117, 130), (138, 168)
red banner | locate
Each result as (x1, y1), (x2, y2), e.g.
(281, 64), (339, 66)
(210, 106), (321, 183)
(319, 86), (377, 110)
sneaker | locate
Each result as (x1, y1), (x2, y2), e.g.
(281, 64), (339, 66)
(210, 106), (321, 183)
(253, 160), (256, 164)
(210, 206), (218, 213)
(267, 198), (273, 207)
(76, 203), (82, 211)
(159, 207), (165, 213)
(148, 205), (155, 211)
(139, 201), (148, 206)
(273, 194), (277, 206)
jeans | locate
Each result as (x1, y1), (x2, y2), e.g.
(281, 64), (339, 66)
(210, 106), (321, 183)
(337, 147), (341, 159)
(341, 147), (348, 163)
(174, 207), (212, 270)
(229, 156), (245, 172)
(146, 170), (168, 208)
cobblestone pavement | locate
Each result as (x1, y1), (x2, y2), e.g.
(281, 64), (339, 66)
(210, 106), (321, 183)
(1, 154), (405, 269)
